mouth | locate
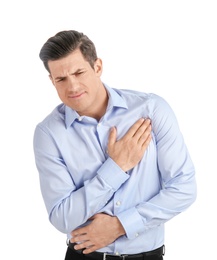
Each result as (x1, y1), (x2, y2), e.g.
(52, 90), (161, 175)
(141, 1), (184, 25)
(68, 92), (85, 99)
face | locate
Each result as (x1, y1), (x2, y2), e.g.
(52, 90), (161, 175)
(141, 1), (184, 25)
(48, 49), (107, 119)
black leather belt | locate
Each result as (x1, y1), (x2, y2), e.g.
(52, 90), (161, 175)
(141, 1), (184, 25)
(68, 241), (165, 260)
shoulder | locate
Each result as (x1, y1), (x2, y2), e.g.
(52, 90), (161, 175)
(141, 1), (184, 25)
(113, 87), (177, 129)
(114, 88), (151, 99)
(35, 103), (66, 133)
(114, 88), (170, 110)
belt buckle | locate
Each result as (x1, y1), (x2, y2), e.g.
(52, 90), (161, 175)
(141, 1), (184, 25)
(103, 253), (128, 260)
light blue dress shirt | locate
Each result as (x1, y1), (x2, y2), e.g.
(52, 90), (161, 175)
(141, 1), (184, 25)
(33, 84), (196, 254)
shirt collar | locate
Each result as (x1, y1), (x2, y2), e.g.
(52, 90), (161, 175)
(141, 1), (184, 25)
(65, 83), (128, 128)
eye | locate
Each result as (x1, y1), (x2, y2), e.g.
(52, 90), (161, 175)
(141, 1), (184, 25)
(75, 71), (85, 76)
(56, 78), (65, 82)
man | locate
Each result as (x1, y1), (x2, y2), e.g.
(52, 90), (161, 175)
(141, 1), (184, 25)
(33, 30), (197, 260)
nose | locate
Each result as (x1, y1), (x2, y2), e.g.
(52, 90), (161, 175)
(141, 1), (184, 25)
(67, 76), (80, 91)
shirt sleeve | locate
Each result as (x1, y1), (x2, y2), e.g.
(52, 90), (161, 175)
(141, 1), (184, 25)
(33, 126), (129, 234)
(116, 94), (197, 239)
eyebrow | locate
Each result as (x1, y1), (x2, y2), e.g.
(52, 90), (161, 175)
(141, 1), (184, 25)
(54, 68), (85, 81)
(54, 76), (65, 81)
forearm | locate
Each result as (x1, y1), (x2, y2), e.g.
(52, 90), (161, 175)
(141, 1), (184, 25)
(48, 158), (129, 234)
(117, 172), (197, 239)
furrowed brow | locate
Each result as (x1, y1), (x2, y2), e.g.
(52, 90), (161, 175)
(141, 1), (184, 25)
(54, 76), (66, 81)
(70, 68), (85, 75)
(55, 76), (65, 80)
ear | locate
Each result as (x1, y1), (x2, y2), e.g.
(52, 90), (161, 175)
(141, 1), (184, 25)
(94, 58), (103, 76)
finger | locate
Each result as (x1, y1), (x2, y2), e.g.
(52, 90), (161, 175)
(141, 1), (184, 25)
(125, 118), (145, 138)
(74, 240), (92, 250)
(71, 228), (86, 237)
(133, 119), (151, 141)
(71, 234), (87, 244)
(83, 245), (97, 254)
(71, 230), (87, 244)
(71, 231), (88, 242)
(137, 124), (152, 145)
(141, 133), (152, 150)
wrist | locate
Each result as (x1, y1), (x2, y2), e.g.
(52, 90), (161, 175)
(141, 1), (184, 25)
(112, 216), (126, 237)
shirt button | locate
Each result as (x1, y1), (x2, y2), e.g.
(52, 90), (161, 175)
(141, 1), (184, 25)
(97, 123), (101, 127)
(115, 252), (120, 255)
(135, 233), (139, 237)
(78, 117), (83, 121)
(116, 201), (121, 206)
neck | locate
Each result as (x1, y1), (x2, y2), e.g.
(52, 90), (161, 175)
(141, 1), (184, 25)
(96, 87), (109, 121)
(92, 85), (108, 121)
(79, 83), (109, 121)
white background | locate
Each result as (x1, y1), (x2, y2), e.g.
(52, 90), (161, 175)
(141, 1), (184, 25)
(1, 1), (216, 259)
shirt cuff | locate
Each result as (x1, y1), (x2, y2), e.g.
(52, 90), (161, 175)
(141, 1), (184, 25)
(97, 158), (129, 190)
(117, 207), (145, 239)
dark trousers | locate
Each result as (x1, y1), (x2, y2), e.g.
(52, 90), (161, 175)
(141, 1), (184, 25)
(64, 247), (164, 260)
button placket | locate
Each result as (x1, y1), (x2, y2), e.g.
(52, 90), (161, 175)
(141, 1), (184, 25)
(96, 123), (111, 157)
